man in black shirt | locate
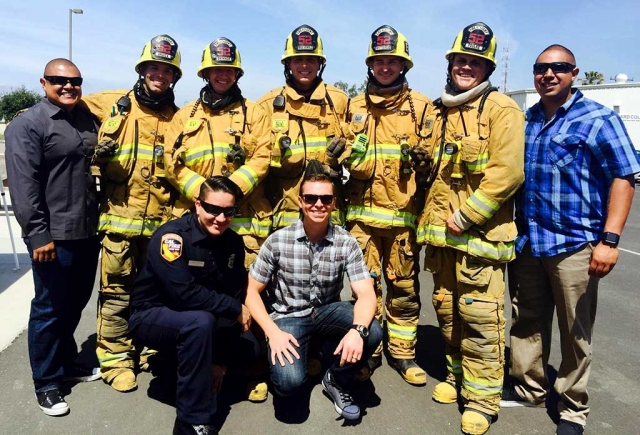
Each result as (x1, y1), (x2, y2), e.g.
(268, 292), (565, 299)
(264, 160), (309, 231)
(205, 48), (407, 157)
(5, 58), (101, 417)
(130, 176), (258, 435)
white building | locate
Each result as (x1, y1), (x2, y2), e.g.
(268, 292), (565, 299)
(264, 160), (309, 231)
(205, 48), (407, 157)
(507, 74), (640, 149)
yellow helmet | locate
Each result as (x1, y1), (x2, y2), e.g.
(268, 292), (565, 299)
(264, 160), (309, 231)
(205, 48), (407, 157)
(197, 37), (244, 79)
(365, 25), (413, 70)
(281, 25), (326, 64)
(446, 22), (497, 66)
(135, 34), (182, 82)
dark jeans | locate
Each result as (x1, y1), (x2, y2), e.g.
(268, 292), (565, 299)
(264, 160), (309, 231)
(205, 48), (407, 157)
(25, 237), (100, 394)
(269, 301), (383, 396)
(129, 307), (262, 425)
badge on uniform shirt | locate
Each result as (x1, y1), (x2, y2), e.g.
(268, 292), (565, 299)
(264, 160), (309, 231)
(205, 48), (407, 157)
(228, 253), (235, 269)
(161, 233), (183, 262)
(352, 113), (366, 123)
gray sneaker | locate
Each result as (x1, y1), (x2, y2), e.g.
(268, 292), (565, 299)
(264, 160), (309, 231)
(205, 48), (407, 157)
(500, 383), (543, 408)
(322, 370), (360, 420)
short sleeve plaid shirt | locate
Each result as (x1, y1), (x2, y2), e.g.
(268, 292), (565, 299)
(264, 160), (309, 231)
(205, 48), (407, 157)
(515, 90), (640, 257)
(249, 220), (370, 320)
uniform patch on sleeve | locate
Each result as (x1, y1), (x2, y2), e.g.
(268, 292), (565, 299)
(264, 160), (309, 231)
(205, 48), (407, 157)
(161, 233), (183, 262)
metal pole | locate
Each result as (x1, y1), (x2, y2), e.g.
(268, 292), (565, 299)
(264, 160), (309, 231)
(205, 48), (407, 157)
(68, 9), (83, 61)
(0, 163), (20, 271)
(68, 9), (72, 61)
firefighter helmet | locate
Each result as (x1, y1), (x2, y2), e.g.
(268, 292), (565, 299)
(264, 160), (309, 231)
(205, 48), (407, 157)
(198, 37), (244, 79)
(135, 34), (182, 82)
(281, 25), (326, 64)
(365, 25), (413, 70)
(446, 22), (497, 66)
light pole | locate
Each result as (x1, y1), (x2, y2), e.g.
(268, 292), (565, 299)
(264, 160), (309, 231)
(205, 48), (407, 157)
(68, 8), (83, 61)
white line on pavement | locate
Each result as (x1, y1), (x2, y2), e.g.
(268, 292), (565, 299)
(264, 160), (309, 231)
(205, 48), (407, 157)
(619, 247), (640, 256)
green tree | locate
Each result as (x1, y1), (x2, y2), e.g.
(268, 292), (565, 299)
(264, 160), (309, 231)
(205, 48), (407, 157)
(334, 80), (367, 98)
(0, 86), (41, 122)
(578, 71), (605, 85)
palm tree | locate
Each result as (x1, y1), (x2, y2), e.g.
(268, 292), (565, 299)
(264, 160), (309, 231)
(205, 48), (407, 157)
(578, 71), (605, 85)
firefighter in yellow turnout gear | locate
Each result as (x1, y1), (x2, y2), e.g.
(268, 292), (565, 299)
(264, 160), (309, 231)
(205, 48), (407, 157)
(416, 23), (524, 435)
(257, 24), (349, 230)
(164, 37), (272, 268)
(82, 34), (183, 392)
(344, 25), (431, 386)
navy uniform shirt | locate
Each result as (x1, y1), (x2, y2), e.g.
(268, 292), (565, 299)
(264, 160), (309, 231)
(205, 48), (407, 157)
(131, 213), (246, 319)
(5, 98), (99, 249)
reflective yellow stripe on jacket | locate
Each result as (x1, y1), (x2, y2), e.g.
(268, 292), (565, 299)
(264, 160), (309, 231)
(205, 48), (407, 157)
(98, 214), (164, 237)
(347, 205), (416, 229)
(416, 224), (515, 262)
(230, 218), (271, 238)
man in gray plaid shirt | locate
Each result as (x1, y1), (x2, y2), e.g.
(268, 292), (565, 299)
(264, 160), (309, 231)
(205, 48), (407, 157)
(245, 163), (382, 421)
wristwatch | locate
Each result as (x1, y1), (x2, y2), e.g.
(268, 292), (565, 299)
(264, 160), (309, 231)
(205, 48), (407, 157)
(350, 324), (369, 339)
(602, 232), (620, 248)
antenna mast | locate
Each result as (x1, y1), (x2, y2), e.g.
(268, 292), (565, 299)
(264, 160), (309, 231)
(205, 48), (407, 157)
(501, 36), (510, 93)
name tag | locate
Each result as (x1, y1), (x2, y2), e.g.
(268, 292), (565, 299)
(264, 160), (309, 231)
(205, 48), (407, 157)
(188, 260), (205, 267)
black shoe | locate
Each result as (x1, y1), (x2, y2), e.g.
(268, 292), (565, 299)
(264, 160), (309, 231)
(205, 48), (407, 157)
(354, 355), (382, 382)
(556, 419), (585, 435)
(173, 417), (218, 435)
(36, 389), (69, 416)
(322, 370), (360, 420)
(63, 365), (101, 382)
(500, 382), (543, 408)
(387, 357), (427, 385)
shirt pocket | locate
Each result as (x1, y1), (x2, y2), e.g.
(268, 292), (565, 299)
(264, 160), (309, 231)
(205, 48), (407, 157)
(548, 134), (583, 169)
(461, 139), (488, 174)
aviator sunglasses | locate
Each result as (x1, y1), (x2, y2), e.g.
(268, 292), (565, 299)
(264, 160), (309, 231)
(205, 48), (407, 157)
(532, 62), (575, 75)
(301, 194), (335, 205)
(44, 76), (84, 86)
(198, 200), (237, 217)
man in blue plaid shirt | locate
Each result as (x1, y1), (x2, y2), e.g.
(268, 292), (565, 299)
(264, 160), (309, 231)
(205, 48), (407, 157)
(245, 162), (382, 421)
(501, 44), (640, 435)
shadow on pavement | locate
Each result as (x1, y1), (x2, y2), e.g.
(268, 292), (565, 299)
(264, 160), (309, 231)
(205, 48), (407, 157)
(0, 256), (31, 296)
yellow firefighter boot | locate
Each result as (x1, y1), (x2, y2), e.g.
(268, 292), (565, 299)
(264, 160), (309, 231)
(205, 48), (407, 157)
(432, 381), (458, 404)
(461, 408), (492, 435)
(109, 369), (137, 393)
(388, 357), (427, 386)
(247, 380), (268, 403)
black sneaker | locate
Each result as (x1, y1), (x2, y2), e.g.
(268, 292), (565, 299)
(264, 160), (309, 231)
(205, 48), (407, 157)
(500, 383), (543, 408)
(556, 419), (584, 435)
(322, 370), (360, 420)
(36, 389), (69, 416)
(63, 365), (101, 382)
(173, 417), (218, 435)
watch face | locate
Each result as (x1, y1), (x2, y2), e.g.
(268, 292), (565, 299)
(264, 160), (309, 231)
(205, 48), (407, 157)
(603, 232), (620, 246)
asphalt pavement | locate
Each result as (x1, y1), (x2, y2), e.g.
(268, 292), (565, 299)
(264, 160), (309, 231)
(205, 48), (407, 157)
(1, 189), (640, 435)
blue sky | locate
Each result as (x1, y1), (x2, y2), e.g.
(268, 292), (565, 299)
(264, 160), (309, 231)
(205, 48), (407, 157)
(1, 0), (638, 105)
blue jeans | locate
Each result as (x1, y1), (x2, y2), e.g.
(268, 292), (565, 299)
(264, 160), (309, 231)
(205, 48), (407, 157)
(269, 301), (382, 396)
(25, 237), (100, 393)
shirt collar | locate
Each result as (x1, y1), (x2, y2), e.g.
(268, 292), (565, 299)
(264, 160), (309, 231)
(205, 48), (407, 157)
(294, 219), (335, 244)
(531, 88), (582, 121)
(188, 213), (210, 244)
(41, 97), (72, 118)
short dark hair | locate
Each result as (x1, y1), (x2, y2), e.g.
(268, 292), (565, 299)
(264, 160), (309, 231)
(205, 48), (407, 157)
(537, 44), (576, 64)
(299, 160), (334, 195)
(198, 176), (243, 203)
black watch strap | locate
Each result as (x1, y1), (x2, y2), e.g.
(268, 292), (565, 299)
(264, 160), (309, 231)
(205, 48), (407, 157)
(602, 231), (620, 248)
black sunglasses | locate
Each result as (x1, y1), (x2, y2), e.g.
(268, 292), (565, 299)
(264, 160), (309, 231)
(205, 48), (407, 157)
(301, 194), (335, 205)
(532, 62), (575, 75)
(198, 200), (237, 217)
(44, 76), (84, 86)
